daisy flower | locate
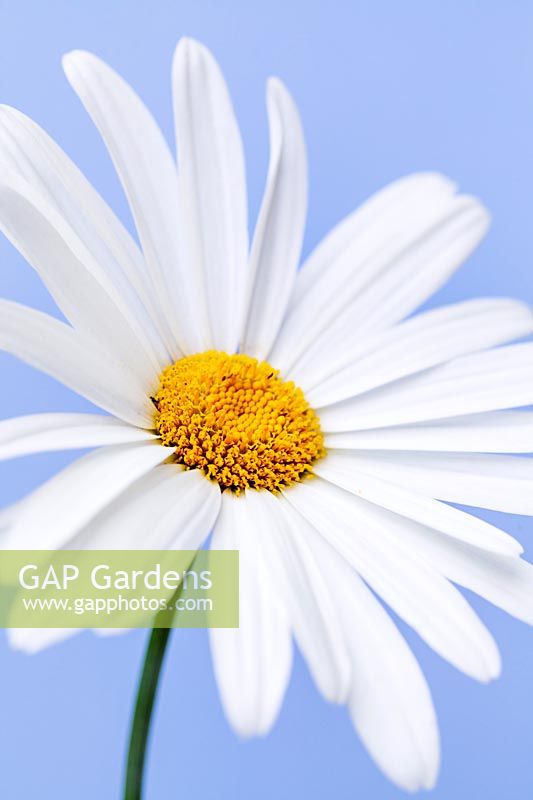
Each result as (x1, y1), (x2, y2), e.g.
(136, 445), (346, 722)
(1, 37), (533, 792)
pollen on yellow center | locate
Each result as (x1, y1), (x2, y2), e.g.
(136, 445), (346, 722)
(153, 350), (326, 492)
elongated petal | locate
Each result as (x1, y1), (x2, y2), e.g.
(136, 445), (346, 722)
(331, 450), (533, 515)
(246, 490), (351, 703)
(289, 172), (455, 309)
(69, 464), (220, 549)
(8, 627), (78, 654)
(307, 531), (439, 791)
(320, 343), (533, 432)
(274, 174), (458, 373)
(324, 411), (533, 454)
(362, 504), (533, 625)
(315, 454), (522, 555)
(0, 105), (173, 364)
(0, 169), (160, 386)
(305, 298), (533, 405)
(172, 39), (248, 353)
(0, 441), (169, 550)
(7, 467), (219, 654)
(0, 413), (156, 461)
(0, 299), (153, 427)
(271, 176), (487, 376)
(285, 479), (500, 682)
(241, 78), (307, 360)
(209, 492), (292, 736)
(63, 50), (209, 354)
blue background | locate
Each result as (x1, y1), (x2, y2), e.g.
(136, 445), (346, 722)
(0, 1), (532, 797)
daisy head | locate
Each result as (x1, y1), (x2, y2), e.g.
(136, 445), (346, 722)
(0, 36), (533, 792)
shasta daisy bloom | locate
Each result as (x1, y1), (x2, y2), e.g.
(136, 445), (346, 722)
(1, 36), (533, 791)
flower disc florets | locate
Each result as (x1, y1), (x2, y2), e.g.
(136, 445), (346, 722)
(153, 351), (325, 492)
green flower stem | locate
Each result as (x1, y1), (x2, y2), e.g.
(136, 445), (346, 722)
(123, 625), (172, 800)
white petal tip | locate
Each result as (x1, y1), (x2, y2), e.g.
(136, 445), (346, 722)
(62, 49), (88, 67)
(464, 195), (491, 228)
(474, 654), (502, 684)
(173, 37), (213, 69)
(7, 628), (66, 654)
(266, 76), (287, 96)
(226, 712), (277, 740)
(176, 36), (203, 50)
(378, 759), (440, 793)
(266, 76), (299, 113)
(236, 725), (269, 740)
(62, 49), (98, 79)
(6, 632), (35, 654)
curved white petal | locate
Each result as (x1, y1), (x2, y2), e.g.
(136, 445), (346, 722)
(331, 450), (533, 515)
(209, 491), (292, 737)
(285, 479), (500, 682)
(69, 464), (220, 549)
(364, 505), (533, 625)
(320, 342), (533, 432)
(246, 490), (351, 704)
(0, 413), (156, 461)
(7, 468), (219, 654)
(0, 441), (169, 550)
(172, 38), (248, 352)
(324, 411), (533, 454)
(0, 300), (153, 427)
(0, 169), (161, 387)
(241, 78), (307, 360)
(92, 628), (129, 638)
(289, 172), (455, 309)
(271, 176), (488, 376)
(305, 298), (533, 406)
(63, 50), (209, 354)
(272, 173), (457, 373)
(8, 627), (78, 654)
(308, 531), (439, 792)
(315, 454), (522, 556)
(0, 105), (173, 364)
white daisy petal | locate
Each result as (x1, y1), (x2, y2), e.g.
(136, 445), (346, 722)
(0, 299), (153, 427)
(324, 411), (533, 454)
(8, 627), (78, 654)
(172, 39), (248, 353)
(0, 441), (169, 550)
(271, 172), (456, 374)
(315, 454), (522, 556)
(0, 502), (19, 530)
(271, 177), (488, 377)
(241, 78), (307, 360)
(285, 479), (501, 682)
(320, 342), (533, 432)
(69, 464), (220, 549)
(0, 413), (156, 461)
(63, 50), (208, 354)
(328, 450), (533, 515)
(363, 504), (533, 625)
(307, 531), (439, 792)
(8, 468), (219, 654)
(92, 628), (129, 638)
(305, 298), (533, 405)
(0, 169), (161, 386)
(289, 172), (455, 309)
(209, 491), (293, 737)
(0, 105), (173, 365)
(246, 489), (351, 704)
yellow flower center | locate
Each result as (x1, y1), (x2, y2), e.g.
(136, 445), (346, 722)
(153, 350), (325, 493)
